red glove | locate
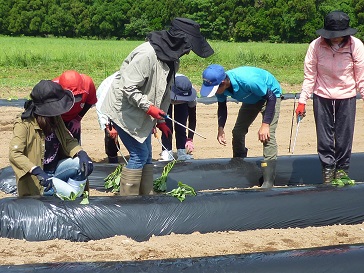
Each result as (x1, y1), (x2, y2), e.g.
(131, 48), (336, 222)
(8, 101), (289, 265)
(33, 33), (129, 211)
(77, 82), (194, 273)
(106, 125), (118, 139)
(156, 122), (172, 138)
(295, 103), (306, 118)
(146, 105), (166, 120)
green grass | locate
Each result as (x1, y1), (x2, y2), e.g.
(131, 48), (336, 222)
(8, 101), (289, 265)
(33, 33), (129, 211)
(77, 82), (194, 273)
(0, 36), (309, 98)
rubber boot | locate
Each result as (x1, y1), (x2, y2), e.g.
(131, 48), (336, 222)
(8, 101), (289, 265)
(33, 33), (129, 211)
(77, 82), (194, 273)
(322, 166), (335, 184)
(140, 164), (154, 195)
(119, 168), (142, 196)
(261, 160), (276, 188)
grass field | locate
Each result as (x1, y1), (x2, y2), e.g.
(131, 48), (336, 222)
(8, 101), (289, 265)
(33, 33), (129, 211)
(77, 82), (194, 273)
(0, 36), (309, 98)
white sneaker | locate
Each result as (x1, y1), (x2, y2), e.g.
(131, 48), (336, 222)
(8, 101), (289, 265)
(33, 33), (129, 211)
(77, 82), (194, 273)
(159, 150), (174, 161)
(177, 149), (193, 160)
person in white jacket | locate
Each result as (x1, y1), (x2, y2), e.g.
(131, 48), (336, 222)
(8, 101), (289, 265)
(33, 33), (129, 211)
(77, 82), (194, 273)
(295, 11), (364, 183)
(96, 72), (121, 164)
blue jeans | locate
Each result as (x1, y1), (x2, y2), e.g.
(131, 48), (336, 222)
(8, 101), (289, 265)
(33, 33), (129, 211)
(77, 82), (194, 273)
(44, 157), (86, 196)
(113, 123), (152, 169)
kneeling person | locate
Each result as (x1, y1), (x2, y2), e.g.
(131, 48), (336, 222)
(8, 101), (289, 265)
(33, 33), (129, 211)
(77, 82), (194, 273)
(9, 80), (94, 197)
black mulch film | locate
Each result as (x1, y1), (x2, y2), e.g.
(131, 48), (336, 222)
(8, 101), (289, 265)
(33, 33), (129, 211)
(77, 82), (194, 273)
(1, 97), (364, 272)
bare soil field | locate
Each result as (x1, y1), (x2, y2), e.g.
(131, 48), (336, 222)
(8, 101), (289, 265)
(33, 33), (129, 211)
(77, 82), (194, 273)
(1, 96), (364, 265)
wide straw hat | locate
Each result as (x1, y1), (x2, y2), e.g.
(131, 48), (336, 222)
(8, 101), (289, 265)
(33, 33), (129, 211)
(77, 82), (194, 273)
(316, 11), (357, 39)
(31, 80), (75, 117)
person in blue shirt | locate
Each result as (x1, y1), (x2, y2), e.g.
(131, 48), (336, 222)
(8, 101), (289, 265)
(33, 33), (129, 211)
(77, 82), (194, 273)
(200, 64), (282, 188)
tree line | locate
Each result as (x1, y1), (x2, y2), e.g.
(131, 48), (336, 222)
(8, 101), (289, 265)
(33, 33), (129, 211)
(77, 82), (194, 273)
(1, 0), (364, 43)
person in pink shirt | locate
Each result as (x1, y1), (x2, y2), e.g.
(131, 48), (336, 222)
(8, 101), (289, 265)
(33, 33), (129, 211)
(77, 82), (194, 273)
(53, 70), (98, 143)
(296, 11), (364, 183)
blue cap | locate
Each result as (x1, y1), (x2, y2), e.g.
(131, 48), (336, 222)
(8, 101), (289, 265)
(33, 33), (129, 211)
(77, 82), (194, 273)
(200, 64), (226, 97)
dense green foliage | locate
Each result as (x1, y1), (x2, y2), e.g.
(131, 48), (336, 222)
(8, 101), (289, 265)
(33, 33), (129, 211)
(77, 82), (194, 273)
(0, 36), (308, 99)
(1, 0), (364, 42)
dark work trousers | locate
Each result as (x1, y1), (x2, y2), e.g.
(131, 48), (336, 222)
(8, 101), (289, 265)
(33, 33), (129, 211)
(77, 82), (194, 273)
(313, 94), (356, 169)
(104, 128), (119, 158)
(161, 103), (189, 151)
(232, 98), (281, 160)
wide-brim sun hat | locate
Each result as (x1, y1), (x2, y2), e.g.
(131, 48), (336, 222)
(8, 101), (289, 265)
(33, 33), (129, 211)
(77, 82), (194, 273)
(171, 74), (197, 102)
(316, 11), (357, 39)
(200, 64), (226, 98)
(31, 80), (75, 117)
(170, 18), (214, 58)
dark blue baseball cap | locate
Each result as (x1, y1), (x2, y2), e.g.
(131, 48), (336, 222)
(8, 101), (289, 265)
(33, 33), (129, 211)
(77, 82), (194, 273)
(200, 64), (226, 97)
(171, 74), (197, 102)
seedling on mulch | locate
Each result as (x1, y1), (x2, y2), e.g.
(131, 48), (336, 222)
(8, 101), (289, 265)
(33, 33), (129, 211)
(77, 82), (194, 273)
(331, 170), (355, 187)
(153, 160), (176, 192)
(104, 160), (196, 202)
(166, 182), (197, 202)
(104, 164), (123, 193)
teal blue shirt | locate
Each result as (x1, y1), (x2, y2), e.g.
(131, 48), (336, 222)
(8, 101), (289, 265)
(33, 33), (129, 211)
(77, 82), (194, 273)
(216, 66), (282, 103)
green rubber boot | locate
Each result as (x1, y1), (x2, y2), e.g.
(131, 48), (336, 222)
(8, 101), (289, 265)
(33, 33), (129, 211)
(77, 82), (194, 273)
(119, 168), (142, 196)
(140, 164), (154, 195)
(261, 160), (276, 189)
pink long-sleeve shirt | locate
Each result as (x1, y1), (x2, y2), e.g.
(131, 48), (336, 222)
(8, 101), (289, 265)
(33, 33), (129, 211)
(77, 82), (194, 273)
(299, 36), (364, 104)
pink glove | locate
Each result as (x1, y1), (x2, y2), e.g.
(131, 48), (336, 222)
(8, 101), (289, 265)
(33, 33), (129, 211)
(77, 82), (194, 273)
(106, 125), (118, 139)
(185, 138), (194, 153)
(146, 105), (166, 120)
(68, 115), (82, 135)
(156, 122), (172, 138)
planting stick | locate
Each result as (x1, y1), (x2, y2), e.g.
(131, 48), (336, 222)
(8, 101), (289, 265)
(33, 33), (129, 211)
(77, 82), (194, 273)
(291, 115), (302, 154)
(288, 93), (297, 153)
(163, 115), (206, 139)
(115, 140), (128, 164)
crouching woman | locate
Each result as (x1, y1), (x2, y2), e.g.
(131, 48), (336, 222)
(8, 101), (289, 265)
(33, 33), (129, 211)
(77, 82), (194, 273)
(9, 80), (94, 197)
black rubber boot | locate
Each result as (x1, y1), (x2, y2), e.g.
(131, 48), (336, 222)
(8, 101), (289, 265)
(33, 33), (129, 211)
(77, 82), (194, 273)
(322, 166), (335, 184)
(261, 160), (276, 188)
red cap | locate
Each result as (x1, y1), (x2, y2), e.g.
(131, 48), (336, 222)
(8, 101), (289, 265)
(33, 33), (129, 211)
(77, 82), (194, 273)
(58, 70), (85, 95)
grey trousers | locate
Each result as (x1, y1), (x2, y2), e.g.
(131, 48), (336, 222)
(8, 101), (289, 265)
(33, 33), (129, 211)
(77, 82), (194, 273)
(232, 98), (281, 160)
